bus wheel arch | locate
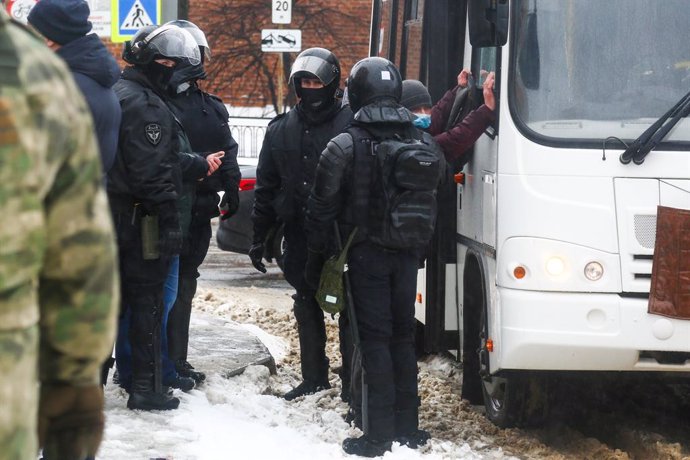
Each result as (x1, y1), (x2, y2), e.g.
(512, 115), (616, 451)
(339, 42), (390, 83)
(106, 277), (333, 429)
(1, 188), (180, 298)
(461, 252), (485, 404)
(462, 251), (550, 427)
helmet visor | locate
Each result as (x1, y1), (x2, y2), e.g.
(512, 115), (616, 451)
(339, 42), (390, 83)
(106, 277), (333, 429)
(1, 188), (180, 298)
(289, 55), (338, 86)
(163, 20), (211, 62)
(146, 25), (201, 66)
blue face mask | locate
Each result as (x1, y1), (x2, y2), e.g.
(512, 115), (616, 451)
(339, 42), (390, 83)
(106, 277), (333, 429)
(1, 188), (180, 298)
(413, 114), (431, 129)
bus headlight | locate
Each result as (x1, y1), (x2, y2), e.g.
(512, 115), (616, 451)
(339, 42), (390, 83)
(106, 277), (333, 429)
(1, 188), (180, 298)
(584, 261), (604, 281)
(545, 257), (566, 276)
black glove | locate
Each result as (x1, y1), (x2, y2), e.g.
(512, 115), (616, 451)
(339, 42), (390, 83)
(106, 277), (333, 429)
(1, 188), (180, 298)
(304, 249), (325, 289)
(39, 383), (105, 460)
(219, 189), (239, 221)
(248, 243), (267, 273)
(157, 201), (182, 256)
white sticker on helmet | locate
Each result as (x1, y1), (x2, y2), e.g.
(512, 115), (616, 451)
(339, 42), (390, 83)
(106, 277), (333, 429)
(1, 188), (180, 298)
(381, 71), (391, 80)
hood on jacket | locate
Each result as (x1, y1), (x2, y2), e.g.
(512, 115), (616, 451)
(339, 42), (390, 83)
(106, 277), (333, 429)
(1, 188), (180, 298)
(57, 33), (120, 88)
(353, 99), (416, 125)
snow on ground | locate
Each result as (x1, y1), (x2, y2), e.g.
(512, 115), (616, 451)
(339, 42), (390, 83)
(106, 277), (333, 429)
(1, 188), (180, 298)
(98, 284), (519, 460)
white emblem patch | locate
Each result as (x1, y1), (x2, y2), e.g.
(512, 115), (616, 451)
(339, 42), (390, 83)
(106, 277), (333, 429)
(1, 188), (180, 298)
(145, 123), (162, 145)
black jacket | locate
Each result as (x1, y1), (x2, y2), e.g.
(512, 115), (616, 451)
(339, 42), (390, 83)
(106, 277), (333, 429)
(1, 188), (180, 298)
(108, 67), (180, 212)
(168, 84), (241, 221)
(306, 100), (440, 253)
(57, 33), (121, 179)
(252, 103), (353, 243)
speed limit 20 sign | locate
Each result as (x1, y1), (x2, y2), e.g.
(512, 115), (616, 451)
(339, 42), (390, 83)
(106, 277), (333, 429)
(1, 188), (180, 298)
(272, 0), (291, 24)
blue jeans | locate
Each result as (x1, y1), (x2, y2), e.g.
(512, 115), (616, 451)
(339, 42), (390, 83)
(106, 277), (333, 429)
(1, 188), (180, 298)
(116, 255), (180, 385)
(161, 255), (179, 382)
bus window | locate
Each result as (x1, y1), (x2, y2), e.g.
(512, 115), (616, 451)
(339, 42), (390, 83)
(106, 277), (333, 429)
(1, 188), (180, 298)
(402, 0), (424, 80)
(473, 47), (498, 88)
(375, 0), (406, 64)
(375, 0), (393, 58)
(510, 0), (690, 144)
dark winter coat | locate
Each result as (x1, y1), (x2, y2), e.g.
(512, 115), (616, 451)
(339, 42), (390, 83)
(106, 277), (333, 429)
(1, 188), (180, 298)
(305, 99), (443, 253)
(429, 86), (495, 163)
(252, 103), (353, 244)
(168, 85), (241, 222)
(108, 67), (180, 212)
(56, 33), (121, 178)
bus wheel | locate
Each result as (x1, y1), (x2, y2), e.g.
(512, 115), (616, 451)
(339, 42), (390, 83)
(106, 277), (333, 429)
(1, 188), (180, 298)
(481, 372), (549, 428)
(479, 306), (549, 428)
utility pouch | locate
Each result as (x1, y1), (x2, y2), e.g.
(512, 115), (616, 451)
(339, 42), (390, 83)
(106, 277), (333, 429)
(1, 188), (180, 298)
(141, 214), (160, 260)
(316, 227), (358, 315)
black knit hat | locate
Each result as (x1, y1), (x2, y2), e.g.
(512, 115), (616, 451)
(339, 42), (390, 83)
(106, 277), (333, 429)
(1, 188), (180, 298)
(401, 79), (432, 111)
(28, 0), (92, 45)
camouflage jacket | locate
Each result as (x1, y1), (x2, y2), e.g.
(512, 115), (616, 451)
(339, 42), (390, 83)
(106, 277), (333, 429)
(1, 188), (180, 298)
(0, 11), (119, 385)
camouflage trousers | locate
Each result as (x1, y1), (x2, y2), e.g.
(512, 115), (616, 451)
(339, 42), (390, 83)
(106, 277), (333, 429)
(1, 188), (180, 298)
(0, 326), (38, 460)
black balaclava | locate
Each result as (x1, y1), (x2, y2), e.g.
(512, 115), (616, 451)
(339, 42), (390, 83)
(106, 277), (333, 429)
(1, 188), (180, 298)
(296, 76), (339, 124)
(145, 61), (177, 90)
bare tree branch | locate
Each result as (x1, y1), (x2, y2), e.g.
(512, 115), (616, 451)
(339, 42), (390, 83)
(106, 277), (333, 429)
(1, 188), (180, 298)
(195, 0), (368, 115)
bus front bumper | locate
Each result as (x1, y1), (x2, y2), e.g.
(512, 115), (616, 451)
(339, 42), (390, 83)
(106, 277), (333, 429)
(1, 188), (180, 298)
(496, 288), (690, 372)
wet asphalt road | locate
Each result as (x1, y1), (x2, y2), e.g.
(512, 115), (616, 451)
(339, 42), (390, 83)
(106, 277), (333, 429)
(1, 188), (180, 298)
(198, 221), (289, 290)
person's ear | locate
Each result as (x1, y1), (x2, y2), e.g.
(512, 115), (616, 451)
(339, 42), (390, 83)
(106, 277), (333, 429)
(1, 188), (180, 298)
(45, 39), (60, 51)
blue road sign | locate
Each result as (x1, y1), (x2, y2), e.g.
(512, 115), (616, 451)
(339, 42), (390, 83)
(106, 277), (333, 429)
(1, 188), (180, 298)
(111, 0), (161, 43)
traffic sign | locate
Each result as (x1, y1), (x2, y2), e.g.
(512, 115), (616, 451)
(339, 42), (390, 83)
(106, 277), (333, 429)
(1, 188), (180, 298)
(5, 0), (37, 24)
(111, 0), (161, 43)
(272, 0), (291, 24)
(261, 29), (301, 53)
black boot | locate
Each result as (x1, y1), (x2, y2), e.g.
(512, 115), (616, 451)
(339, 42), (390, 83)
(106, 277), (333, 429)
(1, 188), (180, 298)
(396, 429), (430, 448)
(164, 374), (195, 392)
(127, 390), (180, 411)
(175, 359), (206, 384)
(283, 380), (331, 401)
(342, 436), (392, 457)
(344, 407), (362, 429)
(127, 294), (179, 411)
(394, 406), (429, 448)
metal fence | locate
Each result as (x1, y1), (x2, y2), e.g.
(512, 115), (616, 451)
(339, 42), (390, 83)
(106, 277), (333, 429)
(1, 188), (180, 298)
(229, 117), (271, 159)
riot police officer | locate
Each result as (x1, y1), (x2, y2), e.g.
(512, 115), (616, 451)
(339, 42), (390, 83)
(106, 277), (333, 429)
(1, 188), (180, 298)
(250, 47), (353, 400)
(108, 24), (204, 411)
(306, 57), (444, 457)
(165, 19), (241, 384)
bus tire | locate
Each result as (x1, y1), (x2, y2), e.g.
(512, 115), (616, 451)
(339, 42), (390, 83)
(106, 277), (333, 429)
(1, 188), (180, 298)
(481, 371), (550, 428)
(479, 303), (550, 428)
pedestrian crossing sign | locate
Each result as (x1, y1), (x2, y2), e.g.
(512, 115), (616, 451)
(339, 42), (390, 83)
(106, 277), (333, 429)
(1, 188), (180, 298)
(111, 0), (161, 43)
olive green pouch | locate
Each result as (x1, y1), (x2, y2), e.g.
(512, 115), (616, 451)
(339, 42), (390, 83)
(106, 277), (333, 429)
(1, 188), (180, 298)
(316, 228), (358, 315)
(141, 214), (160, 260)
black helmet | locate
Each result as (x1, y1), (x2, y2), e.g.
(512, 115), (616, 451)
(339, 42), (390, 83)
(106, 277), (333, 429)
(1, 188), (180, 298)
(128, 24), (201, 67)
(122, 25), (157, 64)
(165, 19), (211, 62)
(289, 47), (341, 98)
(347, 57), (402, 112)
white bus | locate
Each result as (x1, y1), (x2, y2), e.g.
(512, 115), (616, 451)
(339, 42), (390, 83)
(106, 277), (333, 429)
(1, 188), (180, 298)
(370, 0), (690, 427)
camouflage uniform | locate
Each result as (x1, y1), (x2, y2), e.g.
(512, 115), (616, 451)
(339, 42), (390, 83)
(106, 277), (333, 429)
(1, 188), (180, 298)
(0, 10), (118, 460)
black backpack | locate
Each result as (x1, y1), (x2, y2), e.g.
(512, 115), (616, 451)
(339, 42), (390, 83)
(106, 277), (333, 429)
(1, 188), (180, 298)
(348, 126), (444, 249)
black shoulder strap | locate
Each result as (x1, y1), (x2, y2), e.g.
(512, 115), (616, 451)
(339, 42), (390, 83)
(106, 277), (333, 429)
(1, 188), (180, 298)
(346, 126), (377, 233)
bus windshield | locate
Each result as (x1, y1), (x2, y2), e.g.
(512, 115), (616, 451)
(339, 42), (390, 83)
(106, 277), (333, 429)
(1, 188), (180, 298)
(510, 0), (690, 144)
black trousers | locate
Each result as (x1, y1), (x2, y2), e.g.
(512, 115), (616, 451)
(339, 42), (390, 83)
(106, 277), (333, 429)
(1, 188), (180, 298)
(348, 243), (420, 441)
(283, 222), (330, 384)
(167, 220), (212, 363)
(112, 208), (173, 393)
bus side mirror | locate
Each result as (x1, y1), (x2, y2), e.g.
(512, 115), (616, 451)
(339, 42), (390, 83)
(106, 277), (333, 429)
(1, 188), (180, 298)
(469, 0), (509, 47)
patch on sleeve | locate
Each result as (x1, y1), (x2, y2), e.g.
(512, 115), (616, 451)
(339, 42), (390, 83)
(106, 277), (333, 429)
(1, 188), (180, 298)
(145, 123), (162, 145)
